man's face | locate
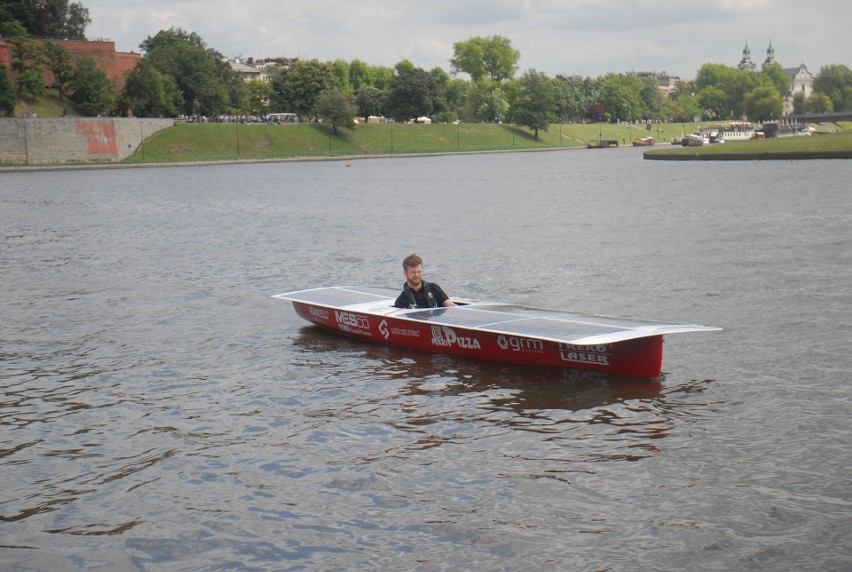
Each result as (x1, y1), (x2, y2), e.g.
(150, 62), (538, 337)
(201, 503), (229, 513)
(404, 264), (423, 289)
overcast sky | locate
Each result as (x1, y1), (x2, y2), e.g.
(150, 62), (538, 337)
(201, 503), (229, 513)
(84, 0), (849, 80)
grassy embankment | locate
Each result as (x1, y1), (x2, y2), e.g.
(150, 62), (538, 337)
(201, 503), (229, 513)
(14, 92), (83, 117)
(123, 122), (697, 164)
(645, 121), (852, 160)
(126, 120), (852, 163)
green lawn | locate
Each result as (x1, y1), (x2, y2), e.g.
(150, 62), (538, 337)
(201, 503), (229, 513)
(126, 121), (706, 163)
(122, 120), (852, 164)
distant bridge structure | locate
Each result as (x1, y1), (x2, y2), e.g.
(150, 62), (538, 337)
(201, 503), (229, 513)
(789, 111), (852, 122)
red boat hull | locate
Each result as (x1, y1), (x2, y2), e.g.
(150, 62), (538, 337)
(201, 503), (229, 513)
(292, 301), (665, 378)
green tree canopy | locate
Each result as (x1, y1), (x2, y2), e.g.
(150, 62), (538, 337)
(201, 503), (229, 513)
(353, 86), (384, 121)
(42, 41), (73, 99)
(243, 79), (271, 115)
(742, 85), (782, 122)
(0, 1), (39, 35)
(330, 59), (351, 95)
(270, 59), (337, 119)
(140, 27), (244, 116)
(694, 63), (775, 119)
(450, 35), (519, 82)
(597, 73), (646, 121)
(470, 77), (508, 122)
(663, 91), (702, 122)
(117, 58), (181, 117)
(0, 63), (17, 116)
(0, 0), (89, 39)
(8, 36), (44, 97)
(805, 92), (833, 113)
(637, 74), (665, 118)
(761, 62), (790, 96)
(813, 64), (852, 111)
(792, 91), (807, 115)
(509, 69), (556, 139)
(314, 89), (356, 134)
(347, 60), (393, 92)
(384, 62), (444, 122)
(69, 56), (115, 115)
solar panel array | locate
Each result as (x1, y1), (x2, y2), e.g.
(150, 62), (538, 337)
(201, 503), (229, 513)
(275, 287), (719, 344)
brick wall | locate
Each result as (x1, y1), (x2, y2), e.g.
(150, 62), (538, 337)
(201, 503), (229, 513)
(0, 38), (140, 88)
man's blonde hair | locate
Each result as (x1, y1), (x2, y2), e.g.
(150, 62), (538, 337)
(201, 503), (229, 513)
(402, 253), (423, 270)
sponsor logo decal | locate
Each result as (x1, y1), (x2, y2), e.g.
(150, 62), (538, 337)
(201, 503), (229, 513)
(334, 310), (372, 337)
(431, 325), (481, 350)
(378, 319), (421, 340)
(497, 335), (545, 354)
(392, 327), (420, 337)
(558, 343), (610, 365)
(308, 306), (330, 320)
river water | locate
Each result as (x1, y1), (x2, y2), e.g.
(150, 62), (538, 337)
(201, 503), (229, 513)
(2, 149), (851, 571)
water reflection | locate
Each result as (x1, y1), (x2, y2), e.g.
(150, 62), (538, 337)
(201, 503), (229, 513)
(292, 325), (663, 412)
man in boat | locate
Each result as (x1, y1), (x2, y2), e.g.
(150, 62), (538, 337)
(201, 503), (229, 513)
(394, 253), (457, 309)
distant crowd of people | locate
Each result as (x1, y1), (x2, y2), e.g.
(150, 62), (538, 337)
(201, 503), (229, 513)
(175, 114), (300, 124)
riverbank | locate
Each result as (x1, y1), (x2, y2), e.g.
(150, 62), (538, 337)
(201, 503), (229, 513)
(3, 120), (851, 169)
(644, 127), (852, 160)
(100, 120), (852, 164)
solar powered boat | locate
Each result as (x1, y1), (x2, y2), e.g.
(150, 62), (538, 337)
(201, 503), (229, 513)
(273, 286), (721, 378)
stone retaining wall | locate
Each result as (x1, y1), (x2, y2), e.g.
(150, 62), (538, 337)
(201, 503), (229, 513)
(0, 118), (174, 165)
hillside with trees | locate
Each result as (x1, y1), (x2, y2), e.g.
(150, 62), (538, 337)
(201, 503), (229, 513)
(2, 1), (851, 130)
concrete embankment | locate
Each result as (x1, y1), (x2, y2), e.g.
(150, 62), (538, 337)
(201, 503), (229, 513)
(0, 118), (174, 165)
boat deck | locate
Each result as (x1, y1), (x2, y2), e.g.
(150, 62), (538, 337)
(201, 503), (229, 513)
(274, 287), (720, 346)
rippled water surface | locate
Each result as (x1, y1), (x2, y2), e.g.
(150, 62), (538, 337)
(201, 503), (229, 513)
(2, 150), (851, 571)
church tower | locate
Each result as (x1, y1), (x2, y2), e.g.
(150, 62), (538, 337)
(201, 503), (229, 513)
(738, 41), (756, 71)
(763, 40), (776, 68)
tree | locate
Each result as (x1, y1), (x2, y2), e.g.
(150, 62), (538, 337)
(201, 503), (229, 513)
(314, 89), (356, 134)
(761, 62), (790, 97)
(663, 92), (702, 122)
(42, 41), (73, 100)
(16, 68), (44, 98)
(8, 35), (45, 97)
(555, 74), (602, 122)
(805, 93), (833, 113)
(427, 66), (451, 122)
(450, 35), (519, 82)
(509, 69), (556, 139)
(69, 56), (115, 115)
(792, 91), (807, 115)
(697, 86), (727, 120)
(470, 77), (508, 122)
(243, 80), (271, 115)
(1, 0), (89, 39)
(0, 63), (17, 116)
(597, 73), (646, 121)
(742, 85), (782, 121)
(36, 0), (90, 40)
(813, 64), (852, 111)
(270, 59), (337, 119)
(442, 77), (468, 122)
(117, 58), (181, 117)
(353, 86), (384, 121)
(349, 59), (372, 92)
(637, 74), (665, 118)
(384, 62), (444, 122)
(330, 59), (351, 95)
(0, 1), (39, 36)
(140, 28), (244, 116)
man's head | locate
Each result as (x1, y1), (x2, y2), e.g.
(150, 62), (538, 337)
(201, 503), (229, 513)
(403, 253), (423, 289)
